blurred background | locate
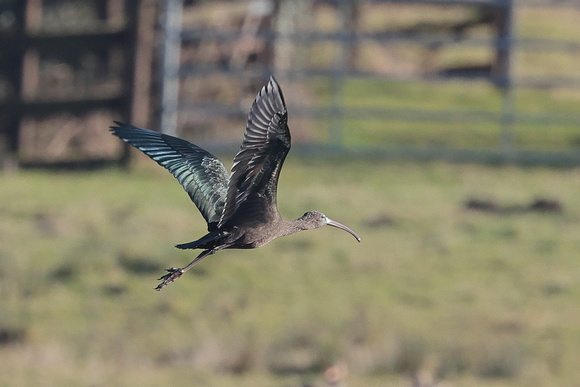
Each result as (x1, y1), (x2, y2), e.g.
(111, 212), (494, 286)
(1, 0), (580, 386)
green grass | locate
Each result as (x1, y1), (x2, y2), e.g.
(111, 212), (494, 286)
(303, 76), (580, 154)
(1, 160), (580, 386)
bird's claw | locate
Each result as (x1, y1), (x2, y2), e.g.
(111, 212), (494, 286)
(155, 267), (184, 291)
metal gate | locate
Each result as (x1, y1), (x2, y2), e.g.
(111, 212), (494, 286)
(158, 0), (580, 165)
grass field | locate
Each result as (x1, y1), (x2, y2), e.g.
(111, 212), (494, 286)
(308, 77), (580, 153)
(2, 3), (580, 386)
(1, 159), (579, 386)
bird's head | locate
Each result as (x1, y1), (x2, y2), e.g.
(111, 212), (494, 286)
(300, 211), (361, 242)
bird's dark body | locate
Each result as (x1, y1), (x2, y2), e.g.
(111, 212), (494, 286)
(111, 76), (360, 290)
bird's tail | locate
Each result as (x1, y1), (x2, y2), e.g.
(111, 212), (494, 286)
(175, 240), (202, 249)
(175, 231), (222, 250)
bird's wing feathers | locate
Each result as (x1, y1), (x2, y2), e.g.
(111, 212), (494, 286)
(110, 123), (229, 229)
(218, 76), (290, 228)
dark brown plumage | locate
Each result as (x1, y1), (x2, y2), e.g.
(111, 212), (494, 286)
(110, 76), (360, 290)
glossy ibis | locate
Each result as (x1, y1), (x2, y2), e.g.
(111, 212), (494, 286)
(110, 76), (361, 290)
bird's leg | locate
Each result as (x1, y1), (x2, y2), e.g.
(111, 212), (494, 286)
(155, 267), (184, 291)
(155, 249), (216, 290)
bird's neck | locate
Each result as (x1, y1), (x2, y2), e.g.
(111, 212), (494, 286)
(277, 218), (308, 239)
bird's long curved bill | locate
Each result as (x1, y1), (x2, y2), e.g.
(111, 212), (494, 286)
(327, 218), (361, 242)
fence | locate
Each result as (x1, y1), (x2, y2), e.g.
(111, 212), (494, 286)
(158, 0), (580, 165)
(0, 0), (155, 167)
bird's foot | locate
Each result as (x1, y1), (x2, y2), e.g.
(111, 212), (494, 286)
(155, 267), (184, 291)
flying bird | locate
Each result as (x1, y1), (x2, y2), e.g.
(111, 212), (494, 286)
(111, 76), (360, 290)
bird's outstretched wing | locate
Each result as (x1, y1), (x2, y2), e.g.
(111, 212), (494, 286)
(110, 123), (229, 230)
(218, 76), (290, 228)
